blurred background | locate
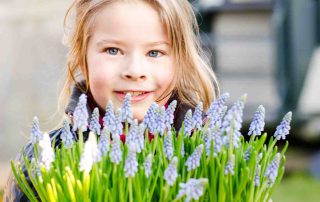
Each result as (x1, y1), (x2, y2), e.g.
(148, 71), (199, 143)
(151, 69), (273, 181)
(0, 0), (320, 201)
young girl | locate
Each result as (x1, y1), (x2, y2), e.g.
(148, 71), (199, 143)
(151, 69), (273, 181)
(4, 0), (219, 201)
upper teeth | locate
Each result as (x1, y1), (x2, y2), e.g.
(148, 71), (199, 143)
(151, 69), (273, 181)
(123, 91), (145, 96)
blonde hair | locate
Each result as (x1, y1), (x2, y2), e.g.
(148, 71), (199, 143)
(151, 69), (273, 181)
(59, 0), (219, 113)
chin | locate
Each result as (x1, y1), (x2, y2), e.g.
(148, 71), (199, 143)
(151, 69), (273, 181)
(132, 107), (148, 122)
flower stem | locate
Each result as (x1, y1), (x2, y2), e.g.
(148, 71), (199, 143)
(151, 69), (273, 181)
(128, 177), (133, 202)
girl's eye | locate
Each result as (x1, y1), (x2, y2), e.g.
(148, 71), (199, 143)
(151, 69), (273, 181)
(106, 48), (119, 55)
(148, 50), (163, 58)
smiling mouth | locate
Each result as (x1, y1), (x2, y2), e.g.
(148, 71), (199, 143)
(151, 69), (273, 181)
(115, 91), (150, 97)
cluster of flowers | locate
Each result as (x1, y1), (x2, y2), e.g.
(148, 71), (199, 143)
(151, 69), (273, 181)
(12, 93), (292, 202)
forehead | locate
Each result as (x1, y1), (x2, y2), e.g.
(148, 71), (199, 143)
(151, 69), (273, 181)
(90, 1), (170, 44)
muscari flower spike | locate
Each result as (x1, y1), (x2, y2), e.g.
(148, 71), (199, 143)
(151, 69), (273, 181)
(206, 92), (230, 128)
(143, 153), (153, 178)
(204, 129), (212, 157)
(103, 102), (123, 138)
(274, 112), (292, 140)
(186, 144), (204, 171)
(38, 133), (54, 171)
(103, 101), (115, 133)
(89, 107), (101, 135)
(144, 102), (158, 134)
(103, 101), (114, 126)
(98, 127), (110, 157)
(115, 108), (124, 136)
(204, 126), (223, 157)
(126, 119), (139, 150)
(73, 93), (89, 132)
(124, 144), (138, 178)
(155, 106), (166, 136)
(182, 109), (193, 136)
(224, 154), (235, 175)
(176, 178), (208, 202)
(222, 94), (247, 148)
(192, 102), (203, 130)
(121, 93), (133, 123)
(244, 146), (251, 162)
(136, 123), (146, 153)
(164, 131), (174, 160)
(79, 132), (101, 173)
(212, 126), (223, 157)
(165, 100), (177, 130)
(254, 164), (261, 186)
(164, 156), (178, 186)
(264, 153), (281, 186)
(109, 134), (122, 164)
(31, 116), (43, 144)
(248, 105), (265, 136)
(61, 117), (74, 148)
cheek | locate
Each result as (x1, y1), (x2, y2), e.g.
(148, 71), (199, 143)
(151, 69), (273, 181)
(88, 57), (116, 83)
(157, 59), (175, 87)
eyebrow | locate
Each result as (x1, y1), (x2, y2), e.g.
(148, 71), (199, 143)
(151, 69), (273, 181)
(96, 39), (170, 47)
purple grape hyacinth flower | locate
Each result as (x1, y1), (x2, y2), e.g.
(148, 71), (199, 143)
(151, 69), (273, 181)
(103, 101), (115, 130)
(204, 129), (213, 157)
(124, 145), (138, 178)
(244, 146), (251, 161)
(206, 93), (230, 128)
(121, 93), (133, 123)
(164, 157), (178, 186)
(136, 123), (145, 153)
(164, 131), (174, 160)
(186, 144), (203, 171)
(103, 102), (123, 138)
(274, 112), (292, 140)
(114, 108), (124, 137)
(176, 178), (208, 202)
(254, 165), (261, 186)
(31, 116), (43, 144)
(264, 153), (281, 186)
(192, 102), (203, 130)
(126, 119), (139, 151)
(110, 135), (122, 164)
(183, 109), (193, 136)
(248, 105), (265, 136)
(143, 153), (153, 178)
(224, 154), (235, 175)
(205, 127), (222, 157)
(98, 127), (110, 157)
(165, 100), (177, 130)
(103, 101), (114, 121)
(222, 94), (247, 148)
(155, 106), (166, 136)
(143, 102), (158, 129)
(73, 94), (89, 132)
(212, 126), (223, 157)
(89, 107), (101, 135)
(61, 117), (74, 148)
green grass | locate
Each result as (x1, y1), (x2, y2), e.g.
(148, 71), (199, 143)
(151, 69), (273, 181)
(272, 172), (320, 202)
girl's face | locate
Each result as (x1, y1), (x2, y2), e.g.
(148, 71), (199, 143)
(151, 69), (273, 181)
(86, 1), (175, 121)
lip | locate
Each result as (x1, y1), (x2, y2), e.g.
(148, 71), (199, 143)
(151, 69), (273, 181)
(114, 91), (153, 103)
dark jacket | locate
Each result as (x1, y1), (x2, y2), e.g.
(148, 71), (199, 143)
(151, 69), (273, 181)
(3, 82), (195, 202)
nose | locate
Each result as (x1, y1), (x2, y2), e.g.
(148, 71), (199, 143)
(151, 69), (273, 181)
(121, 54), (147, 81)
